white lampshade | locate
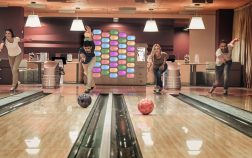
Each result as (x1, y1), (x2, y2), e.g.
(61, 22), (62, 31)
(70, 19), (85, 31)
(144, 20), (158, 32)
(189, 17), (205, 30)
(25, 15), (41, 27)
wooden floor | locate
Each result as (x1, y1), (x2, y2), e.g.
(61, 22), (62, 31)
(0, 84), (252, 158)
(204, 93), (252, 112)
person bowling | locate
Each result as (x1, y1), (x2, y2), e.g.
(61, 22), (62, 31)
(147, 44), (168, 93)
(79, 26), (96, 93)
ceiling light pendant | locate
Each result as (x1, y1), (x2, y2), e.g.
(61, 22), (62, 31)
(143, 8), (159, 32)
(70, 19), (85, 31)
(144, 20), (158, 32)
(70, 8), (85, 31)
(25, 13), (41, 27)
(189, 16), (205, 30)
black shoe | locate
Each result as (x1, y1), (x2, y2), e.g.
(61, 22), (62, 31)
(90, 86), (95, 90)
(223, 89), (228, 95)
(14, 81), (21, 90)
(208, 87), (215, 93)
(84, 89), (91, 93)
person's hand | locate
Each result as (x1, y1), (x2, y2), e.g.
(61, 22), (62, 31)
(159, 64), (165, 71)
(80, 56), (86, 62)
(234, 38), (239, 41)
(85, 25), (91, 33)
(84, 25), (92, 39)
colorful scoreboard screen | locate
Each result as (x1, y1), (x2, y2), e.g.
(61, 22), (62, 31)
(92, 29), (136, 79)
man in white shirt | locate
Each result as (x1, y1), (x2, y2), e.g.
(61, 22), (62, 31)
(209, 38), (239, 95)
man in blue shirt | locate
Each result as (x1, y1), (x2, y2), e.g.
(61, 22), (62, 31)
(79, 26), (96, 93)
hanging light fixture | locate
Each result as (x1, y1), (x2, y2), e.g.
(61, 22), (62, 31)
(144, 20), (158, 32)
(25, 13), (41, 27)
(189, 16), (205, 30)
(70, 7), (85, 31)
(143, 9), (158, 32)
(25, 1), (41, 28)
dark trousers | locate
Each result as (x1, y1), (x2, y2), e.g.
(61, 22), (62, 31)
(153, 63), (167, 88)
(212, 60), (232, 90)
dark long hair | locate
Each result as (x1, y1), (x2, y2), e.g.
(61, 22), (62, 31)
(2, 29), (15, 43)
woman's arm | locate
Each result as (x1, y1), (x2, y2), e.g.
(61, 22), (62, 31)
(84, 25), (93, 41)
(0, 42), (4, 52)
(229, 38), (239, 46)
(20, 38), (32, 43)
(147, 55), (153, 71)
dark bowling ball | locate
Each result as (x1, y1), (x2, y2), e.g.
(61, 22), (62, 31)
(78, 93), (92, 108)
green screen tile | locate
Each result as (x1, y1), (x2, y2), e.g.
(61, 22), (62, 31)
(110, 30), (119, 35)
(101, 49), (110, 53)
(101, 70), (110, 75)
(127, 57), (135, 62)
(118, 38), (127, 43)
(96, 57), (102, 62)
(118, 65), (127, 70)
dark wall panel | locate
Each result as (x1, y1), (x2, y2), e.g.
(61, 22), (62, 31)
(24, 18), (176, 55)
(0, 7), (24, 58)
(216, 9), (234, 48)
(173, 29), (189, 60)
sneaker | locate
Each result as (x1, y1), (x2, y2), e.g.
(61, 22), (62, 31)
(208, 87), (215, 93)
(10, 87), (15, 93)
(14, 81), (21, 90)
(84, 89), (91, 93)
(223, 89), (228, 95)
(154, 89), (161, 94)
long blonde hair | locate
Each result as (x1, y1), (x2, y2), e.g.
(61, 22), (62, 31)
(149, 44), (161, 62)
(151, 43), (161, 54)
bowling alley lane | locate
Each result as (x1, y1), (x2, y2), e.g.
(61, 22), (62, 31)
(204, 93), (252, 112)
(0, 85), (97, 158)
(124, 87), (252, 158)
(0, 90), (23, 99)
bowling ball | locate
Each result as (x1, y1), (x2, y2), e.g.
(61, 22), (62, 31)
(138, 98), (154, 115)
(78, 93), (92, 108)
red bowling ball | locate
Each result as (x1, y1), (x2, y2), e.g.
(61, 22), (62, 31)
(138, 98), (154, 115)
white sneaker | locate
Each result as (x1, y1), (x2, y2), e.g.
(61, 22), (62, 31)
(10, 87), (15, 93)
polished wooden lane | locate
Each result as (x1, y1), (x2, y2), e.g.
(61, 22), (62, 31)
(0, 89), (24, 99)
(0, 85), (97, 158)
(184, 87), (252, 112)
(204, 94), (252, 112)
(125, 87), (252, 158)
(0, 85), (252, 158)
(0, 92), (11, 99)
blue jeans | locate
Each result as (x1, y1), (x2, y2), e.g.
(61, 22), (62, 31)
(153, 63), (167, 88)
(212, 60), (232, 90)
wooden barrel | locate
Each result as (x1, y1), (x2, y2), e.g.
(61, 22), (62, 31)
(42, 61), (61, 89)
(163, 62), (181, 90)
